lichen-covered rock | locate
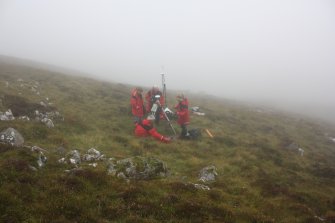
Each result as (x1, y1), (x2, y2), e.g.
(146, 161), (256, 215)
(0, 127), (24, 147)
(108, 156), (168, 180)
(66, 150), (81, 165)
(199, 165), (218, 183)
(82, 148), (104, 162)
(107, 158), (117, 176)
(41, 118), (54, 128)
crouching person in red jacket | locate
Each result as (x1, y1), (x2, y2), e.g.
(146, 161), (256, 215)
(134, 117), (171, 143)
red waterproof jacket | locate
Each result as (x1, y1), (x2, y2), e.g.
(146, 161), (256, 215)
(145, 90), (165, 113)
(134, 119), (169, 142)
(175, 98), (190, 125)
(130, 89), (144, 117)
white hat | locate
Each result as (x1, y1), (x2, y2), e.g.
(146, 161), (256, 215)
(147, 114), (155, 120)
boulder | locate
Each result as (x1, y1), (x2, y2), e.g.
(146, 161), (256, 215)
(0, 109), (15, 121)
(107, 156), (168, 180)
(0, 127), (24, 147)
(199, 165), (218, 183)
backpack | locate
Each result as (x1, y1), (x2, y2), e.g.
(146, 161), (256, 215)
(188, 128), (202, 140)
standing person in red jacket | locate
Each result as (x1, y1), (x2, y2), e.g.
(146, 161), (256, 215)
(134, 117), (171, 143)
(130, 87), (145, 123)
(175, 94), (190, 138)
(145, 85), (165, 124)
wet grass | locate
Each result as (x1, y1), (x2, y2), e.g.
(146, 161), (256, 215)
(0, 59), (335, 222)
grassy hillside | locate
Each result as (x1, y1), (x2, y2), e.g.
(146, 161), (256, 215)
(0, 59), (335, 223)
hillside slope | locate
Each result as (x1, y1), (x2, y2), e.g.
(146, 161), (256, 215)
(0, 58), (335, 223)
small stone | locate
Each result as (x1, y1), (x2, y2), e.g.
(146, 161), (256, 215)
(18, 116), (30, 121)
(58, 158), (66, 164)
(89, 163), (98, 168)
(40, 101), (47, 107)
(117, 172), (127, 179)
(29, 165), (38, 171)
(193, 183), (211, 190)
(37, 152), (47, 168)
(298, 148), (304, 156)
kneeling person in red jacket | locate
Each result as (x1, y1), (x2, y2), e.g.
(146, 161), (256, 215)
(134, 117), (171, 143)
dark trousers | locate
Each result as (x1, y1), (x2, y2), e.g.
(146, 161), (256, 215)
(133, 116), (143, 124)
(180, 124), (188, 138)
(154, 107), (162, 125)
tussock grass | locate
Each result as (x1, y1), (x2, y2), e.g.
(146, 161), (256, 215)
(0, 59), (335, 222)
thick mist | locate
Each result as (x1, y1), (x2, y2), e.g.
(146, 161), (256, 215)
(1, 0), (334, 123)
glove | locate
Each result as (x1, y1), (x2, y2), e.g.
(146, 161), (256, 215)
(161, 137), (171, 143)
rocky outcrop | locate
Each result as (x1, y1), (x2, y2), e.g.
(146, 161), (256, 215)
(107, 156), (168, 180)
(58, 148), (105, 166)
(82, 148), (105, 162)
(35, 110), (63, 128)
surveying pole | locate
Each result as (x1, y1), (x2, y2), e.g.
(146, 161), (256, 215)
(161, 73), (167, 107)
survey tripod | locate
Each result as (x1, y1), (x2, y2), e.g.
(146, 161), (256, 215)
(158, 99), (176, 136)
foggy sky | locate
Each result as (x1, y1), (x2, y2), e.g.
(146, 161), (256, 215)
(1, 0), (335, 122)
